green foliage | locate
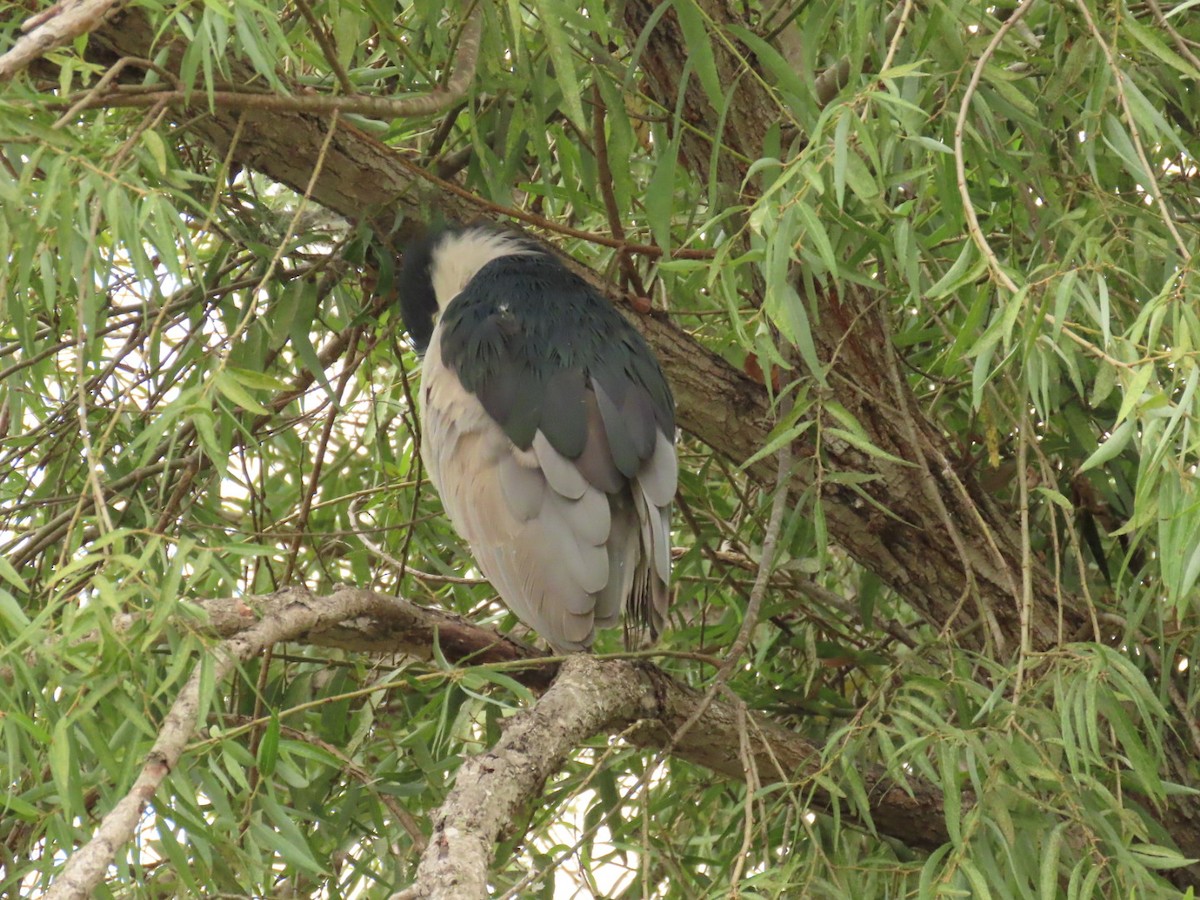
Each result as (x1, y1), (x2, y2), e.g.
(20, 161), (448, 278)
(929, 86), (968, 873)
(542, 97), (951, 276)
(3, 0), (1200, 897)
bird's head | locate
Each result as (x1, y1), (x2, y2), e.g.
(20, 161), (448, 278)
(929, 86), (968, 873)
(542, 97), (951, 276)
(398, 224), (534, 353)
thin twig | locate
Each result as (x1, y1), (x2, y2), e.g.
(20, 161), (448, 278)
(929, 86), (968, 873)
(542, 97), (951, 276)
(812, 1), (915, 106)
(214, 109), (343, 373)
(726, 687), (761, 892)
(953, 0), (1037, 295)
(719, 420), (793, 672)
(1012, 407), (1033, 707)
(875, 0), (915, 85)
(52, 56), (178, 128)
(879, 313), (1013, 654)
(293, 0), (356, 95)
(392, 352), (425, 585)
(1144, 0), (1200, 71)
(591, 82), (646, 295)
(1073, 0), (1190, 260)
(390, 151), (717, 259)
(350, 496), (487, 585)
(653, 417), (794, 763)
(282, 324), (362, 581)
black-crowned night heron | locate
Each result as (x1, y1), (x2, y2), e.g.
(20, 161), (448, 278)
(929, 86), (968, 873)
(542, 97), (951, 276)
(398, 225), (677, 652)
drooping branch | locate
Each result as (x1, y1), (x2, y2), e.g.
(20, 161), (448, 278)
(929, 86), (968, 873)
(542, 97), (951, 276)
(42, 587), (401, 900)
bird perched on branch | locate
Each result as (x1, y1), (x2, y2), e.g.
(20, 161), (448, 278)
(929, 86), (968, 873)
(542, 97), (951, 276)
(398, 224), (677, 653)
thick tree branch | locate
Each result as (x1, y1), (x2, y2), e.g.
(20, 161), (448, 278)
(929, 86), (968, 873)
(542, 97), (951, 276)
(395, 656), (949, 899)
(194, 591), (952, 849)
(178, 589), (550, 680)
(397, 656), (652, 900)
(55, 4), (482, 121)
(45, 585), (951, 898)
(3, 0), (483, 120)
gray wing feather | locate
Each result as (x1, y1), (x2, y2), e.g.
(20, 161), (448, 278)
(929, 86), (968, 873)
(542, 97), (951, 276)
(541, 493), (610, 595)
(575, 391), (623, 493)
(421, 336), (617, 650)
(631, 479), (671, 632)
(632, 430), (676, 585)
(591, 379), (640, 478)
(639, 431), (678, 508)
(497, 455), (544, 521)
(596, 498), (639, 627)
(652, 506), (672, 582)
(553, 482), (611, 547)
(420, 323), (674, 652)
(533, 431), (589, 500)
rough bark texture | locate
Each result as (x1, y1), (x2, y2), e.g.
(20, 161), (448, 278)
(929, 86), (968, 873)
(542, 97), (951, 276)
(626, 665), (953, 851)
(0, 0), (127, 80)
(399, 653), (953, 898)
(402, 656), (650, 900)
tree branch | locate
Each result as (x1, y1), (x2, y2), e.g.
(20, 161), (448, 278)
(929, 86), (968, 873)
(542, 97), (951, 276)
(0, 0), (127, 81)
(396, 653), (951, 899)
(43, 586), (394, 900)
(397, 656), (650, 900)
(42, 585), (952, 898)
(3, 0), (483, 120)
